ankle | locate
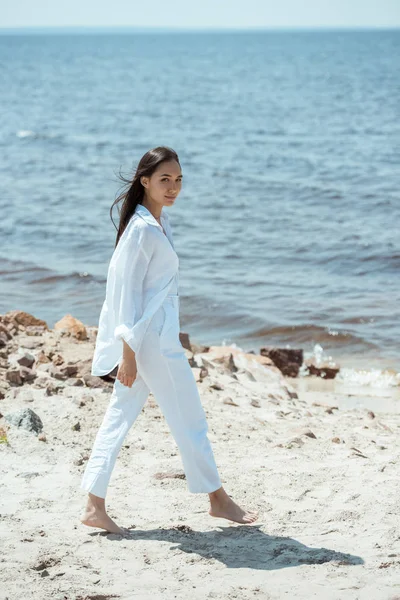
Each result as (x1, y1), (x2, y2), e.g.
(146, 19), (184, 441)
(208, 486), (228, 503)
(86, 493), (106, 512)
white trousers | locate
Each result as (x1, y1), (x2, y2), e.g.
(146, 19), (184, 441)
(80, 294), (222, 498)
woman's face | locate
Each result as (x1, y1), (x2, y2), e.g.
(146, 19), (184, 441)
(141, 160), (183, 208)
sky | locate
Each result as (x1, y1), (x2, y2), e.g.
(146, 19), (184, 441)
(1, 0), (399, 29)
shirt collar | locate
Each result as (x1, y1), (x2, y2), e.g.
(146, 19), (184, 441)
(135, 203), (168, 229)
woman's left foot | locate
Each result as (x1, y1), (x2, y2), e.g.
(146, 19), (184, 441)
(209, 493), (258, 524)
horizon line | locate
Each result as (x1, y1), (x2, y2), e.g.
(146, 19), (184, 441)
(0, 24), (399, 34)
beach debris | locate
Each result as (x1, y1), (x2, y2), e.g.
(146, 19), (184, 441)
(349, 446), (369, 458)
(54, 314), (88, 341)
(153, 470), (186, 480)
(222, 396), (239, 406)
(170, 524), (193, 534)
(209, 381), (224, 390)
(285, 436), (305, 448)
(0, 426), (9, 444)
(293, 427), (317, 439)
(312, 401), (339, 411)
(4, 407), (43, 433)
(30, 553), (61, 572)
(260, 347), (303, 377)
(250, 398), (261, 408)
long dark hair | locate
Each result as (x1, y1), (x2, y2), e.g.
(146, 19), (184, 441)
(111, 146), (180, 248)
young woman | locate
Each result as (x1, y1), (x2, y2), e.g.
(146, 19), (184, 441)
(80, 146), (258, 535)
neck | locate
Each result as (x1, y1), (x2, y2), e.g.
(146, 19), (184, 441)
(141, 199), (163, 221)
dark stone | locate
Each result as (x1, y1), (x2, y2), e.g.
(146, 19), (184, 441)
(4, 408), (43, 433)
(260, 347), (303, 377)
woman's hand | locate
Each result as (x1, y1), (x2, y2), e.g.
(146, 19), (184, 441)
(117, 341), (138, 387)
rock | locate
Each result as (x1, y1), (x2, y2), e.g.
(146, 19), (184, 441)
(54, 315), (87, 340)
(59, 363), (78, 378)
(38, 432), (47, 442)
(304, 358), (340, 379)
(65, 377), (84, 386)
(19, 366), (37, 383)
(190, 341), (210, 354)
(16, 351), (36, 369)
(74, 453), (89, 466)
(0, 382), (9, 399)
(71, 421), (81, 431)
(260, 347), (303, 377)
(250, 398), (261, 408)
(5, 408), (43, 433)
(202, 346), (275, 373)
(81, 374), (110, 388)
(179, 332), (192, 352)
(0, 331), (9, 348)
(5, 369), (23, 386)
(49, 365), (68, 381)
(45, 381), (63, 396)
(0, 323), (13, 340)
(52, 353), (65, 366)
(35, 350), (52, 365)
(2, 310), (48, 331)
(199, 366), (208, 380)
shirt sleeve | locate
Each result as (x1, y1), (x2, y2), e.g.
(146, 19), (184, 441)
(110, 224), (153, 355)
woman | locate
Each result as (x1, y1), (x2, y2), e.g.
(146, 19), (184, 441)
(80, 146), (259, 535)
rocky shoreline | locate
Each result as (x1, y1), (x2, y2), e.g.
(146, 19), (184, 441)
(1, 309), (399, 599)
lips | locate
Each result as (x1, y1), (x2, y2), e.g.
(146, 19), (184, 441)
(165, 196), (176, 200)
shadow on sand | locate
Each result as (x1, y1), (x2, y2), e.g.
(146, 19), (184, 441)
(91, 523), (364, 570)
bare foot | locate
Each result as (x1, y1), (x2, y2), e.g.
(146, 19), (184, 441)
(80, 493), (128, 535)
(80, 508), (129, 535)
(208, 487), (258, 524)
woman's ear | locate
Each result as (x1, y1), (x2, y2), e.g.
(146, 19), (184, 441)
(140, 176), (148, 188)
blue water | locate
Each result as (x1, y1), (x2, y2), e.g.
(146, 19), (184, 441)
(1, 29), (399, 371)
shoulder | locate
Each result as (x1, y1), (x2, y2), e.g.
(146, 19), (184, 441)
(117, 214), (155, 255)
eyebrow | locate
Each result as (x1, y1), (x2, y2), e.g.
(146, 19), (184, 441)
(159, 173), (183, 177)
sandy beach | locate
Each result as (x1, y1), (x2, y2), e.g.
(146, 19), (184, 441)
(1, 310), (399, 600)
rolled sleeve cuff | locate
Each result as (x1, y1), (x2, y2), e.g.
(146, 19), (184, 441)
(114, 323), (143, 355)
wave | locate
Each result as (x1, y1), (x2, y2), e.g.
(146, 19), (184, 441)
(247, 323), (377, 351)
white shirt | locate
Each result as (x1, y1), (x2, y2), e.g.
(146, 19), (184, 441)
(91, 203), (179, 376)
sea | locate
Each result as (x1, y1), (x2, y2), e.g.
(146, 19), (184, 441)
(1, 28), (399, 389)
